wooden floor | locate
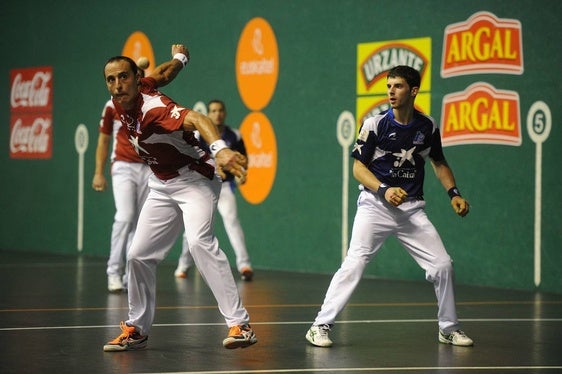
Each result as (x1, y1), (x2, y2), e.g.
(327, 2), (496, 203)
(1, 250), (561, 373)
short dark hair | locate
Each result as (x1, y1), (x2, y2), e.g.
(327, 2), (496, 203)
(103, 56), (139, 77)
(387, 65), (421, 89)
(207, 99), (226, 111)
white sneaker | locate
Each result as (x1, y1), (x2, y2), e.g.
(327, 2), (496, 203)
(174, 267), (188, 278)
(306, 324), (333, 347)
(439, 329), (474, 346)
(108, 275), (124, 293)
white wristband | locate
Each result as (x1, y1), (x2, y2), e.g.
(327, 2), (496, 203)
(173, 53), (189, 67)
(209, 139), (228, 157)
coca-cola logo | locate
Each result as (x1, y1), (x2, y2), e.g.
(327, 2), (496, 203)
(10, 67), (53, 111)
(10, 116), (52, 158)
(11, 117), (51, 153)
(11, 72), (51, 109)
(9, 66), (53, 159)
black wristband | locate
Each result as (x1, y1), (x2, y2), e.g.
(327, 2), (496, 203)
(447, 186), (461, 199)
(377, 183), (390, 199)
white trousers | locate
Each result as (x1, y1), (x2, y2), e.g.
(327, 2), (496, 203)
(106, 161), (150, 282)
(314, 190), (460, 333)
(177, 182), (251, 272)
(126, 168), (250, 335)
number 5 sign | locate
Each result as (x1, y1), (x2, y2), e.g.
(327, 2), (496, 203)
(526, 101), (551, 287)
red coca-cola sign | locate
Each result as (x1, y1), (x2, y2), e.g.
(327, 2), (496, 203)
(10, 114), (53, 159)
(9, 66), (53, 159)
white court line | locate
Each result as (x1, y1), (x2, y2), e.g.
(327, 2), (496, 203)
(3, 320), (560, 373)
(1, 318), (561, 332)
(134, 367), (562, 374)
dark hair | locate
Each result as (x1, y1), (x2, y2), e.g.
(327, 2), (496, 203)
(103, 56), (139, 77)
(207, 99), (226, 111)
(387, 65), (421, 89)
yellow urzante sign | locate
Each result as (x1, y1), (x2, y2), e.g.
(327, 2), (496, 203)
(356, 37), (432, 129)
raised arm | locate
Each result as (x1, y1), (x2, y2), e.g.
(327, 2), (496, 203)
(147, 44), (190, 87)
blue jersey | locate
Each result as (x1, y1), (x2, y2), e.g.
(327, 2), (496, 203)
(198, 125), (247, 183)
(351, 110), (445, 198)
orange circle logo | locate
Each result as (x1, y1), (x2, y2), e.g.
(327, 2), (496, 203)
(236, 18), (279, 111)
(239, 112), (277, 204)
(121, 31), (155, 76)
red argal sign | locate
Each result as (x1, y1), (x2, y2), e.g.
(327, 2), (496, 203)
(9, 66), (53, 159)
(441, 12), (523, 77)
(440, 82), (521, 146)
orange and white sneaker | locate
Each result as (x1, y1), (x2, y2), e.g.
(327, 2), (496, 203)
(240, 267), (254, 282)
(103, 321), (148, 352)
(174, 267), (188, 279)
(222, 324), (257, 349)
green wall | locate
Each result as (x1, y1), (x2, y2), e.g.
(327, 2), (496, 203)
(1, 0), (560, 294)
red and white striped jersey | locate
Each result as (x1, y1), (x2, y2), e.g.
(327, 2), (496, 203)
(112, 77), (214, 181)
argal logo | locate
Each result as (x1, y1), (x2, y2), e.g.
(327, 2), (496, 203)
(441, 12), (523, 77)
(238, 112), (277, 205)
(236, 17), (279, 111)
(122, 31), (155, 75)
(440, 82), (521, 146)
(357, 37), (431, 95)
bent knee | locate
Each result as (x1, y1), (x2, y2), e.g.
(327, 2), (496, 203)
(426, 259), (454, 281)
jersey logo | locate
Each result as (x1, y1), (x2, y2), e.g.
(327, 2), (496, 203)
(358, 127), (369, 142)
(413, 131), (425, 145)
(129, 135), (149, 155)
(352, 142), (364, 155)
(392, 146), (416, 167)
(170, 105), (185, 120)
(120, 114), (137, 132)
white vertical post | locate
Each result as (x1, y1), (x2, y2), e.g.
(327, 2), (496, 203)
(526, 101), (551, 287)
(336, 111), (356, 262)
(75, 124), (89, 252)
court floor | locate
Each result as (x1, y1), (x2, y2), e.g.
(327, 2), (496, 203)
(1, 250), (561, 373)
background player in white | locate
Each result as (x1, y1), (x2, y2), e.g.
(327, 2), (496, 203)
(93, 58), (190, 293)
(102, 44), (257, 352)
(175, 99), (254, 281)
(92, 98), (151, 292)
(305, 65), (474, 347)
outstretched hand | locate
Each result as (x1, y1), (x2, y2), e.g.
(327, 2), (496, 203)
(215, 148), (248, 181)
(451, 196), (470, 217)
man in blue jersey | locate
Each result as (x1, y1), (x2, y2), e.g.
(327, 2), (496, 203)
(175, 99), (254, 281)
(305, 65), (473, 347)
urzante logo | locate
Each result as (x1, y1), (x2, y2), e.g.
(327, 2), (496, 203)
(360, 43), (427, 90)
(359, 97), (391, 126)
(441, 11), (523, 77)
